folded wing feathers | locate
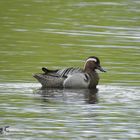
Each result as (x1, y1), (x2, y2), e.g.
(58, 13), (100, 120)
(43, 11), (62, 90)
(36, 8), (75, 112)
(57, 67), (83, 78)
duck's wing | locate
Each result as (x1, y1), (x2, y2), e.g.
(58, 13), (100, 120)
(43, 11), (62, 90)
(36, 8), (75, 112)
(42, 67), (83, 78)
(56, 67), (83, 77)
(34, 67), (83, 88)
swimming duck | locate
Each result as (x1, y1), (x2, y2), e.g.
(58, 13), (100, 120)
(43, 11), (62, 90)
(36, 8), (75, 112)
(33, 56), (106, 89)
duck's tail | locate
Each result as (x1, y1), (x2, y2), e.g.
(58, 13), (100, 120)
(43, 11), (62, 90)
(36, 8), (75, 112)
(33, 74), (47, 86)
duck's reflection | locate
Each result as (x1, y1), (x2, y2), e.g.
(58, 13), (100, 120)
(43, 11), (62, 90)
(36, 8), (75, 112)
(84, 88), (98, 104)
(34, 88), (98, 104)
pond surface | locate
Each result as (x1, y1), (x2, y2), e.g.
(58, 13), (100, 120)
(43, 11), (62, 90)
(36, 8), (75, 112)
(0, 0), (140, 139)
(0, 83), (140, 140)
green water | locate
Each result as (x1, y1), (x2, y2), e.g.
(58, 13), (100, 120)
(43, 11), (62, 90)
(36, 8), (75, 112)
(0, 0), (140, 85)
(0, 0), (140, 139)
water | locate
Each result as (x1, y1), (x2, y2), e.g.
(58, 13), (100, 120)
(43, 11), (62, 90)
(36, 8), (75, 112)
(0, 83), (139, 139)
(0, 0), (140, 139)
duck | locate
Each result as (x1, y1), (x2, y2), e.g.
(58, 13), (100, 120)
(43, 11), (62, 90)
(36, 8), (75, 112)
(33, 56), (106, 89)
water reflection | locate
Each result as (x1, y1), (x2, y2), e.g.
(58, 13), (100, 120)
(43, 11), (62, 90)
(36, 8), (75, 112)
(0, 83), (139, 139)
(34, 88), (98, 104)
(84, 88), (98, 104)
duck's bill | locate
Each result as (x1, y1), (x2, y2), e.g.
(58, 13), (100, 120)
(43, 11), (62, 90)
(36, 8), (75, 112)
(97, 65), (106, 72)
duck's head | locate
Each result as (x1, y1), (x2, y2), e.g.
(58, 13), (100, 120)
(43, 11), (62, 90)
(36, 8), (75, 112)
(84, 56), (106, 72)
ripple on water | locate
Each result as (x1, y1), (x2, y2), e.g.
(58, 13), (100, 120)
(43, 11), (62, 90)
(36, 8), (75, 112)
(0, 83), (139, 139)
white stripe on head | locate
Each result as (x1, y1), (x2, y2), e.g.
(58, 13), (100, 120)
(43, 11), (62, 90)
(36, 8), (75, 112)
(86, 58), (97, 63)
